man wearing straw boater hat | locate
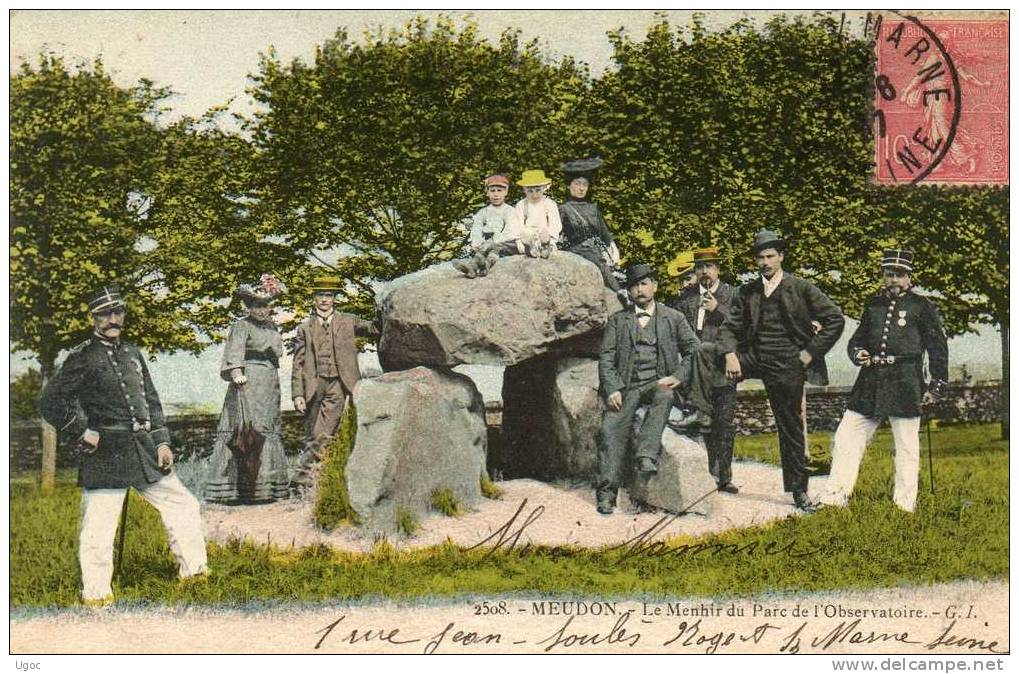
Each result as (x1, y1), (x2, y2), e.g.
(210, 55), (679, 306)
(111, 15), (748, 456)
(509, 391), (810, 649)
(290, 275), (378, 492)
(716, 230), (845, 512)
(40, 284), (208, 606)
(668, 246), (740, 493)
(821, 249), (948, 512)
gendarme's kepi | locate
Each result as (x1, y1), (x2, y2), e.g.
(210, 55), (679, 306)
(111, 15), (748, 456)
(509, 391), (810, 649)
(881, 248), (914, 273)
(87, 284), (126, 314)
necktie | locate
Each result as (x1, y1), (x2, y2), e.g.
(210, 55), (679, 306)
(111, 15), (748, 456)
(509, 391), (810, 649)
(637, 312), (651, 328)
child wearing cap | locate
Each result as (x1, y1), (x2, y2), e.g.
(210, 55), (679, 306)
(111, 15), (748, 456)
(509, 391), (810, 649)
(514, 169), (562, 259)
(453, 174), (524, 278)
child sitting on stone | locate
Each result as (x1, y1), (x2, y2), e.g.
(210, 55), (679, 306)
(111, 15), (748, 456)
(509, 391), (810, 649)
(453, 174), (524, 278)
(514, 169), (562, 259)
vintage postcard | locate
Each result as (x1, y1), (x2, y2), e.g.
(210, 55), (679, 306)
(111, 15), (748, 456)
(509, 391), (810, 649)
(8, 8), (1009, 666)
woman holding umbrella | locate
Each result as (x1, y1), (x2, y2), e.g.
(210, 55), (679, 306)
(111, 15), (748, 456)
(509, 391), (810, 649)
(205, 275), (290, 504)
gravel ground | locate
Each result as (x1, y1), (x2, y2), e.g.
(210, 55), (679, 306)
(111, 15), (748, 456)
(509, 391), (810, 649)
(201, 461), (829, 552)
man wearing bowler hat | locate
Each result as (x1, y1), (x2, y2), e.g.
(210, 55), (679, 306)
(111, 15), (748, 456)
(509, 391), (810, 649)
(291, 275), (379, 491)
(668, 246), (741, 493)
(596, 263), (700, 514)
(40, 284), (208, 606)
(821, 249), (948, 512)
(717, 231), (845, 512)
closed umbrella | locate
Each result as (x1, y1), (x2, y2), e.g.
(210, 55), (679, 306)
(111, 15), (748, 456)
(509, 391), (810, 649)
(227, 390), (265, 502)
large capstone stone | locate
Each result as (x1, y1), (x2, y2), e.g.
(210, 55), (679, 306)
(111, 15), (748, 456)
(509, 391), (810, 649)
(377, 254), (617, 370)
(627, 420), (716, 516)
(346, 366), (487, 532)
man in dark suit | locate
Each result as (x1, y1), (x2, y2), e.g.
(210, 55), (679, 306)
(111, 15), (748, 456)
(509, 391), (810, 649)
(40, 285), (208, 606)
(668, 247), (740, 493)
(596, 263), (700, 514)
(821, 249), (948, 512)
(291, 275), (379, 490)
(717, 231), (845, 511)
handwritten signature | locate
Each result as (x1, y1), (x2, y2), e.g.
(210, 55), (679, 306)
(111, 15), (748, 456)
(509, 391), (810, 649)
(313, 612), (1006, 654)
(464, 498), (830, 561)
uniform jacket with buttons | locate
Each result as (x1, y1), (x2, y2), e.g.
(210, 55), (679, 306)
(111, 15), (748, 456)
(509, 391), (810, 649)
(846, 289), (949, 418)
(39, 336), (169, 489)
(291, 312), (378, 403)
(717, 272), (845, 386)
(598, 303), (700, 399)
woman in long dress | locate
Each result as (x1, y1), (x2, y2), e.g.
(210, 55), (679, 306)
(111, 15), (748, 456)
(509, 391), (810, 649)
(204, 275), (290, 504)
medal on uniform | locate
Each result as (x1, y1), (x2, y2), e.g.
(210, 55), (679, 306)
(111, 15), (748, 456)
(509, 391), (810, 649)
(897, 310), (907, 326)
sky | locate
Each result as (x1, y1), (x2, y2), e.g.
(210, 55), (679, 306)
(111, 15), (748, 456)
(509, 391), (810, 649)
(8, 9), (1005, 408)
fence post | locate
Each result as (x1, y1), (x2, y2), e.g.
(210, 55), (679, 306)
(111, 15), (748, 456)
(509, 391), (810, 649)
(40, 420), (56, 494)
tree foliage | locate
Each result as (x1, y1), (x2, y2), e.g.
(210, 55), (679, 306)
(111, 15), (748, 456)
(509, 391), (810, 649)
(10, 55), (168, 376)
(10, 55), (304, 375)
(569, 13), (878, 302)
(247, 16), (589, 314)
(10, 13), (1008, 389)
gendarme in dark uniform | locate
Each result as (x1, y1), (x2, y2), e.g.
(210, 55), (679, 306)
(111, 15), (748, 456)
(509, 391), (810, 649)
(42, 330), (170, 490)
(822, 249), (949, 512)
(40, 285), (208, 604)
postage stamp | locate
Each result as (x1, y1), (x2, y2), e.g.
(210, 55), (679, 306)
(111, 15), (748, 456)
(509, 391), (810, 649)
(8, 8), (1010, 666)
(870, 12), (1009, 185)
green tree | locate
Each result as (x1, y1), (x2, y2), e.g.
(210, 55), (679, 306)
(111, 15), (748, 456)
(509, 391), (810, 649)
(10, 369), (43, 420)
(10, 55), (167, 378)
(247, 15), (589, 315)
(11, 55), (300, 373)
(571, 13), (1007, 435)
(569, 13), (878, 302)
(136, 111), (304, 339)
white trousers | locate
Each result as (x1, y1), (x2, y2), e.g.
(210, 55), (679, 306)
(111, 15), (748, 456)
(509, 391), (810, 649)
(79, 473), (208, 601)
(823, 410), (921, 512)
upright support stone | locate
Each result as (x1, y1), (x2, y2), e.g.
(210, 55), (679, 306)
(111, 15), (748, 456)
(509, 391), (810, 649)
(551, 357), (601, 481)
(345, 367), (487, 532)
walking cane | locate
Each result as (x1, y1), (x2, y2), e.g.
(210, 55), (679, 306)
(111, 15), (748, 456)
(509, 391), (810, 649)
(114, 487), (130, 584)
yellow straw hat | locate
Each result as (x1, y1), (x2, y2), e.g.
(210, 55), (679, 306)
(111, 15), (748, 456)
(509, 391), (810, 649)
(666, 250), (696, 278)
(516, 169), (552, 187)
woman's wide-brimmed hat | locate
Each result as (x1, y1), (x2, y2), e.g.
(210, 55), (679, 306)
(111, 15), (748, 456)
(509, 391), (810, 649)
(561, 156), (604, 183)
(236, 273), (287, 303)
(516, 169), (552, 187)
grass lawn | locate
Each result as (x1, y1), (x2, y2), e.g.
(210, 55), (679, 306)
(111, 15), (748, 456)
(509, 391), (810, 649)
(10, 423), (1008, 609)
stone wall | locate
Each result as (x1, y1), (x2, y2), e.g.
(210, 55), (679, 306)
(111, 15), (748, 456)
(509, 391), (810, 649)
(9, 384), (1002, 473)
(10, 411), (308, 473)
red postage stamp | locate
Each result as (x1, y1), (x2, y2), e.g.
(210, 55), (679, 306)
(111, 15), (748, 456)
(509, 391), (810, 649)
(872, 14), (1009, 185)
